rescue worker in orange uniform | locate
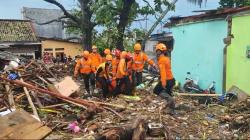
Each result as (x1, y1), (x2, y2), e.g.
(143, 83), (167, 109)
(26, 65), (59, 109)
(126, 52), (133, 80)
(74, 51), (94, 95)
(102, 48), (111, 62)
(153, 43), (175, 115)
(111, 49), (121, 77)
(90, 45), (102, 72)
(89, 45), (102, 90)
(114, 51), (132, 95)
(96, 54), (113, 97)
(132, 43), (155, 87)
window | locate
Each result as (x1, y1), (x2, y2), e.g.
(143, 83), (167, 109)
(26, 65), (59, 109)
(44, 48), (53, 51)
(55, 48), (64, 51)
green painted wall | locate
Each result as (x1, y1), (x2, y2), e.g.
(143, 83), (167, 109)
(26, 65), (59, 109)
(226, 15), (250, 95)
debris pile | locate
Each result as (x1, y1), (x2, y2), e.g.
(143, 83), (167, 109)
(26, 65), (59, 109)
(0, 60), (250, 139)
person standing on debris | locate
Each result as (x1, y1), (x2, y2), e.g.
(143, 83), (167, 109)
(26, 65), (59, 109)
(96, 54), (113, 97)
(132, 43), (156, 87)
(90, 45), (102, 71)
(89, 45), (102, 92)
(74, 51), (94, 95)
(114, 51), (132, 95)
(153, 43), (176, 115)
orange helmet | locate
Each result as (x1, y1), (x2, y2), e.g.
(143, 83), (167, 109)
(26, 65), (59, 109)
(134, 43), (142, 51)
(92, 45), (97, 49)
(104, 48), (111, 55)
(82, 50), (90, 58)
(121, 51), (127, 58)
(155, 43), (167, 51)
(106, 54), (112, 61)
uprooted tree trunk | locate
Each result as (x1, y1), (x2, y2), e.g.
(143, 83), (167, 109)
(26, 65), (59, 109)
(132, 118), (148, 140)
(96, 117), (147, 140)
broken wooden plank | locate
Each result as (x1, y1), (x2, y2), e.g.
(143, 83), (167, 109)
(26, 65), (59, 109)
(30, 91), (43, 108)
(54, 76), (80, 97)
(0, 77), (103, 111)
(0, 110), (51, 139)
(19, 73), (40, 120)
(5, 84), (15, 109)
(176, 93), (222, 97)
(21, 126), (51, 139)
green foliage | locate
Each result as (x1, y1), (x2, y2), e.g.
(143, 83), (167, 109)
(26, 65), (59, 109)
(92, 28), (146, 52)
(64, 0), (174, 50)
(219, 0), (250, 8)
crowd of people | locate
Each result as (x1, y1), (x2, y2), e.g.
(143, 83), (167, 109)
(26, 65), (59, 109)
(74, 43), (176, 114)
(43, 52), (73, 64)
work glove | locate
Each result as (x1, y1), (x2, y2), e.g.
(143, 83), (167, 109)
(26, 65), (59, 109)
(8, 72), (18, 80)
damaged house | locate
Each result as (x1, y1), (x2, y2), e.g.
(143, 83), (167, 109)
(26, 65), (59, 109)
(0, 19), (41, 59)
(166, 6), (250, 95)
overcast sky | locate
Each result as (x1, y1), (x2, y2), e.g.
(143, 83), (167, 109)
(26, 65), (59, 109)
(0, 0), (220, 33)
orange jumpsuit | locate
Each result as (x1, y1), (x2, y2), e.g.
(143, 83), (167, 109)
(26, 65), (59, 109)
(112, 57), (120, 77)
(153, 54), (175, 95)
(132, 52), (154, 86)
(132, 52), (154, 72)
(74, 58), (92, 75)
(89, 52), (102, 72)
(114, 58), (132, 95)
(74, 58), (94, 93)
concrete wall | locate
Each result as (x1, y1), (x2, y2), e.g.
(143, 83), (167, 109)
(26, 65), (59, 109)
(171, 20), (227, 94)
(226, 15), (250, 95)
(145, 40), (158, 59)
(42, 40), (83, 58)
(23, 7), (64, 38)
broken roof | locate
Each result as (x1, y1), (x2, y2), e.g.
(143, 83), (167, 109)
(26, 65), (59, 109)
(165, 6), (250, 27)
(0, 19), (38, 43)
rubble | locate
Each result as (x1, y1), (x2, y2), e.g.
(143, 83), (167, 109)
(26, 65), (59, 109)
(0, 60), (250, 139)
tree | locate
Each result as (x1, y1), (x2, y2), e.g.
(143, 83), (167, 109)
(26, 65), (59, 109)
(94, 0), (173, 51)
(219, 0), (250, 8)
(40, 0), (205, 51)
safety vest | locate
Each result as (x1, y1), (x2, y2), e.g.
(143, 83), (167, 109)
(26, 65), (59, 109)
(132, 52), (146, 72)
(112, 58), (120, 75)
(132, 52), (154, 72)
(76, 58), (92, 74)
(158, 55), (174, 85)
(116, 59), (128, 79)
(96, 62), (109, 78)
(90, 53), (102, 71)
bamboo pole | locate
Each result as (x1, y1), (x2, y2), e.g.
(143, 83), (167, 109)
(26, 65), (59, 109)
(176, 93), (222, 97)
(19, 73), (40, 120)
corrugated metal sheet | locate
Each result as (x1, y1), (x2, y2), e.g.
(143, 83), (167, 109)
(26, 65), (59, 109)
(165, 6), (250, 27)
